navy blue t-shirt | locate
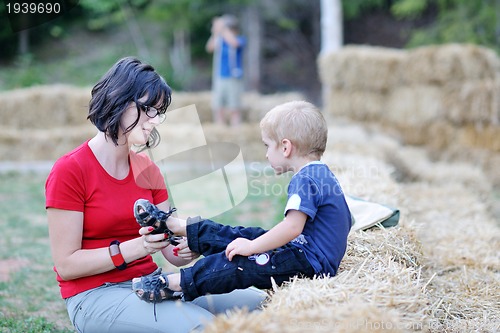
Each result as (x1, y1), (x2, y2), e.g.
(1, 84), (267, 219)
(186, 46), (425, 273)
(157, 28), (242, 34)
(285, 162), (352, 276)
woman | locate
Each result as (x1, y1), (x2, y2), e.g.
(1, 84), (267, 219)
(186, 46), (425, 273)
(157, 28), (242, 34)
(45, 57), (265, 333)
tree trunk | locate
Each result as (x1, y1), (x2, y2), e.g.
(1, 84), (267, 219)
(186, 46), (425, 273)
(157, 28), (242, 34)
(18, 29), (29, 55)
(120, 2), (150, 60)
(319, 0), (343, 107)
(169, 29), (192, 90)
(320, 0), (343, 55)
(243, 3), (261, 92)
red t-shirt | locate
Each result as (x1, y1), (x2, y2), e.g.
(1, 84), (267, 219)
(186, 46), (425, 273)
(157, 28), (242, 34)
(45, 140), (169, 298)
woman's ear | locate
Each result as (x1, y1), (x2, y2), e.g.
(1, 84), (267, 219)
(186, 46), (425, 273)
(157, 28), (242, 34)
(281, 139), (292, 157)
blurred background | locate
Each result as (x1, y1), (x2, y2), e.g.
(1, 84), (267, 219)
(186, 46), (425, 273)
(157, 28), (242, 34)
(1, 0), (498, 103)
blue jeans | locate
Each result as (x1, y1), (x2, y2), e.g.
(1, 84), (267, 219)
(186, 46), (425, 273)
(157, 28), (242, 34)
(181, 218), (315, 301)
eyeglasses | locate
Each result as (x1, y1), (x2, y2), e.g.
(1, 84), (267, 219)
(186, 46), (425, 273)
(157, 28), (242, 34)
(138, 103), (166, 123)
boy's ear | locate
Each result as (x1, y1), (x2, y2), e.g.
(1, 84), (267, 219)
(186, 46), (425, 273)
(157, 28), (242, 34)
(281, 139), (292, 157)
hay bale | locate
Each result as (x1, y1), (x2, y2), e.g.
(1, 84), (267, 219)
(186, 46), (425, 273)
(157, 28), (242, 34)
(457, 123), (500, 152)
(0, 125), (94, 161)
(167, 91), (306, 124)
(387, 146), (491, 194)
(402, 44), (500, 85)
(0, 84), (90, 129)
(169, 91), (213, 123)
(243, 91), (306, 123)
(318, 45), (406, 92)
(385, 86), (444, 126)
(204, 223), (433, 333)
(323, 89), (386, 121)
(443, 79), (500, 125)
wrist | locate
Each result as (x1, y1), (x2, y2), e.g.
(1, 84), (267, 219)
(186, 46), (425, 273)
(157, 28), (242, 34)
(109, 240), (127, 270)
(120, 237), (150, 262)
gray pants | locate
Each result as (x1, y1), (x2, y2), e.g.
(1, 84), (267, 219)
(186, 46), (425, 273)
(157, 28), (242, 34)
(65, 278), (266, 333)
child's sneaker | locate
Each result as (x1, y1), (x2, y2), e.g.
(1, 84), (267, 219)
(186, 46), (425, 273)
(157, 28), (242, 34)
(134, 199), (181, 245)
(132, 269), (182, 303)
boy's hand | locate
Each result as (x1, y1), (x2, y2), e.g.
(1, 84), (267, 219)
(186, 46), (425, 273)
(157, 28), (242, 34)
(211, 17), (225, 35)
(225, 238), (255, 261)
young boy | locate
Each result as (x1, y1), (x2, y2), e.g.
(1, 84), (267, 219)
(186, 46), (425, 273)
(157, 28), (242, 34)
(132, 100), (352, 303)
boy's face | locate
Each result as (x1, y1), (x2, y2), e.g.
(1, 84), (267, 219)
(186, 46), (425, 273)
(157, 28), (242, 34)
(262, 132), (287, 175)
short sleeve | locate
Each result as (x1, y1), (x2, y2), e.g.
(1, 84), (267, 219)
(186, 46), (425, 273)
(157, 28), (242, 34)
(45, 156), (86, 211)
(284, 174), (319, 221)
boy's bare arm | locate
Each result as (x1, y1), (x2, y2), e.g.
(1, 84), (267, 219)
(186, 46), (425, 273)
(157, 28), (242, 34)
(225, 210), (307, 260)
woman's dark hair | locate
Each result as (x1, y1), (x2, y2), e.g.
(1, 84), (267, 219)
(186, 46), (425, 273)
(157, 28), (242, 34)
(88, 56), (172, 148)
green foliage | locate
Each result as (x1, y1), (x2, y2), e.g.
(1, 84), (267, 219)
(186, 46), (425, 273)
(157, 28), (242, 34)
(6, 54), (45, 87)
(393, 0), (499, 51)
(342, 0), (386, 19)
(391, 0), (428, 19)
(342, 0), (500, 53)
(78, 0), (149, 30)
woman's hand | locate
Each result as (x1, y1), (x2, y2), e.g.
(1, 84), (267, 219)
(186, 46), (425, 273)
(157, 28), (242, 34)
(161, 237), (200, 267)
(174, 237), (200, 261)
(139, 226), (170, 254)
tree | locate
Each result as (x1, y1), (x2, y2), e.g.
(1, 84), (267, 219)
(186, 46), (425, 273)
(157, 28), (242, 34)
(393, 0), (499, 52)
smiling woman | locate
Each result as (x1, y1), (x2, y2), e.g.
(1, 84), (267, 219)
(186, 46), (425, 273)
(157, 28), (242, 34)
(87, 57), (171, 149)
(44, 57), (266, 333)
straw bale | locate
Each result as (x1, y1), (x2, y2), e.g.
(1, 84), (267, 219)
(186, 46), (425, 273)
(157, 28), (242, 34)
(243, 91), (306, 123)
(385, 86), (444, 126)
(318, 45), (406, 92)
(400, 182), (499, 269)
(456, 123), (500, 152)
(386, 146), (491, 194)
(203, 122), (264, 161)
(0, 125), (94, 161)
(401, 44), (500, 85)
(167, 91), (306, 124)
(204, 224), (433, 333)
(155, 122), (265, 162)
(323, 89), (386, 121)
(168, 91), (213, 123)
(443, 79), (500, 125)
(429, 271), (499, 332)
(0, 84), (90, 129)
(324, 121), (403, 206)
(203, 302), (403, 333)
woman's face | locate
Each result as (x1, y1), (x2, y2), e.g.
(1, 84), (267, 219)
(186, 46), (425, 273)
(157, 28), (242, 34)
(121, 96), (162, 146)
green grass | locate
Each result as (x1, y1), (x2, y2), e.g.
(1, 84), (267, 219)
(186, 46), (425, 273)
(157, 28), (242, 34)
(0, 169), (289, 332)
(0, 171), (73, 332)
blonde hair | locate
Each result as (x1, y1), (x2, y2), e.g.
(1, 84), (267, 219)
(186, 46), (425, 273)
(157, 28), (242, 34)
(260, 100), (327, 159)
